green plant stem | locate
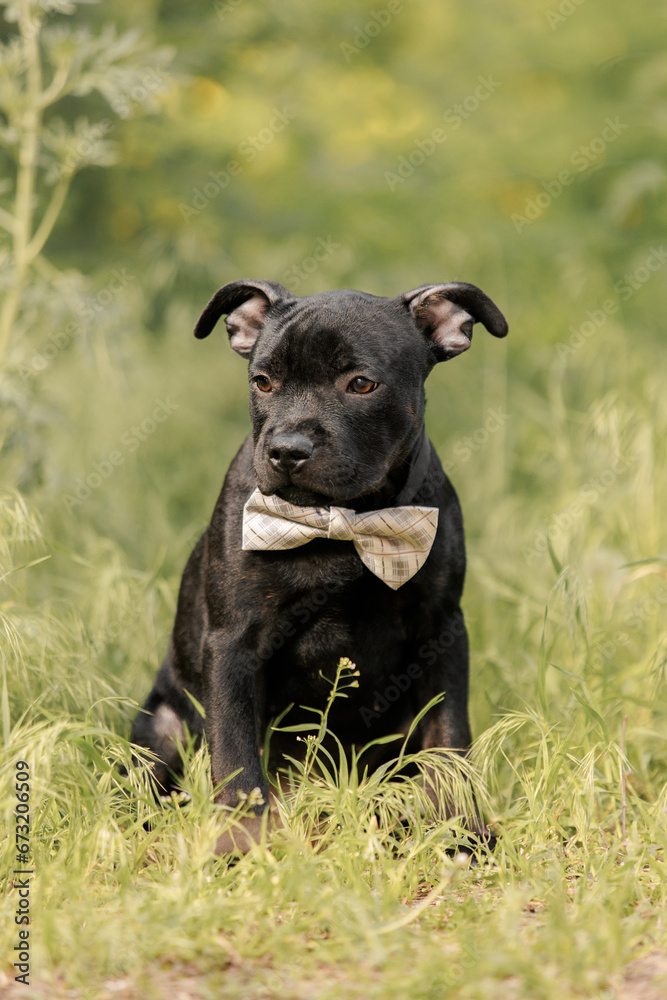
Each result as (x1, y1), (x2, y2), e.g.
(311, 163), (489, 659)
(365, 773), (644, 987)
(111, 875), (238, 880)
(0, 3), (44, 360)
(26, 178), (70, 261)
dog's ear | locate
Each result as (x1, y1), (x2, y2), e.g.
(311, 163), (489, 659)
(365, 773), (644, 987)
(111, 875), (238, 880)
(401, 282), (508, 361)
(194, 279), (295, 356)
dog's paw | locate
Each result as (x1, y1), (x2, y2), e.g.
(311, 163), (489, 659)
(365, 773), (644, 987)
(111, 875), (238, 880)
(214, 813), (266, 856)
(440, 825), (497, 865)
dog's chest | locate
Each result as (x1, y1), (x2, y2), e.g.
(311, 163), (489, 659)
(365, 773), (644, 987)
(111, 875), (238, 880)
(264, 572), (410, 713)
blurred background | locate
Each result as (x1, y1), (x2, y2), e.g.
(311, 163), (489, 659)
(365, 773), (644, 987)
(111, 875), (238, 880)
(1, 0), (665, 753)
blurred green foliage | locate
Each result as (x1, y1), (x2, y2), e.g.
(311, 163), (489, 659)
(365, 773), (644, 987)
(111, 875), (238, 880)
(1, 0), (665, 549)
(1, 1), (666, 996)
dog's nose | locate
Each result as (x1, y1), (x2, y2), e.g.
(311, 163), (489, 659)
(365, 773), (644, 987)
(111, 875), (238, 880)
(268, 433), (314, 471)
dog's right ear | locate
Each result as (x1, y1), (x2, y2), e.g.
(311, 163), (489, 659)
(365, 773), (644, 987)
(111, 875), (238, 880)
(194, 279), (295, 357)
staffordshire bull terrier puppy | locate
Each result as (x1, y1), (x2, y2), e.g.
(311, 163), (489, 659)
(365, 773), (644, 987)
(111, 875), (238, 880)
(131, 278), (508, 852)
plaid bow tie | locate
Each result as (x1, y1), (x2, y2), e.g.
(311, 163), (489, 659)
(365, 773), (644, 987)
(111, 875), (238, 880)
(242, 488), (439, 589)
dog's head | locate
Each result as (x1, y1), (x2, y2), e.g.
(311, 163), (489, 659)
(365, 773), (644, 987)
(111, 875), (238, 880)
(194, 279), (507, 507)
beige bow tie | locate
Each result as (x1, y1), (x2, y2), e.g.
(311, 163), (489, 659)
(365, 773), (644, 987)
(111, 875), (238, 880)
(242, 488), (439, 589)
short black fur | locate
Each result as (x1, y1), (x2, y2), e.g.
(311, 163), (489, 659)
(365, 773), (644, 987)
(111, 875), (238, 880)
(131, 280), (508, 851)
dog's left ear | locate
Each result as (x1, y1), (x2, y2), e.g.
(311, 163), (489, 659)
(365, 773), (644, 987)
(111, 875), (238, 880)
(194, 279), (295, 356)
(401, 282), (508, 361)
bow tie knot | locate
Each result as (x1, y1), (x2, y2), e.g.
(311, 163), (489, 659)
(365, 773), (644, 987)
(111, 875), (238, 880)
(326, 507), (357, 542)
(241, 488), (439, 589)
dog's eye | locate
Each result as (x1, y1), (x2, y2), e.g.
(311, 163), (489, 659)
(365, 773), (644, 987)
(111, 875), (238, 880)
(347, 376), (378, 394)
(252, 375), (273, 393)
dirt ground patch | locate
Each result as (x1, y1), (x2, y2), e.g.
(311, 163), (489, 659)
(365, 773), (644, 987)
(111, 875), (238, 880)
(2, 953), (667, 1000)
(615, 952), (667, 1000)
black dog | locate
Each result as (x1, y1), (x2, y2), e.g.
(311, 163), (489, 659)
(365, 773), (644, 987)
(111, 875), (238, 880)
(131, 279), (508, 851)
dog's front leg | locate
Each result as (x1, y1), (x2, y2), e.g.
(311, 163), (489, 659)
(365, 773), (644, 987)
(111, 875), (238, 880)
(416, 608), (472, 753)
(201, 628), (267, 854)
(412, 608), (489, 842)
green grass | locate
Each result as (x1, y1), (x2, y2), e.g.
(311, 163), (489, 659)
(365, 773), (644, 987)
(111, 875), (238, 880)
(1, 311), (666, 999)
(2, 1), (666, 994)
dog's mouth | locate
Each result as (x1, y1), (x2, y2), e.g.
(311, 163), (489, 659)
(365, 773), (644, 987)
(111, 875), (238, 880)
(272, 483), (334, 507)
(255, 462), (359, 509)
(257, 466), (398, 510)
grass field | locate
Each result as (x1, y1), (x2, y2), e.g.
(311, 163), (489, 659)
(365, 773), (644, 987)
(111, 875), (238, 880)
(1, 307), (666, 999)
(2, 0), (666, 996)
